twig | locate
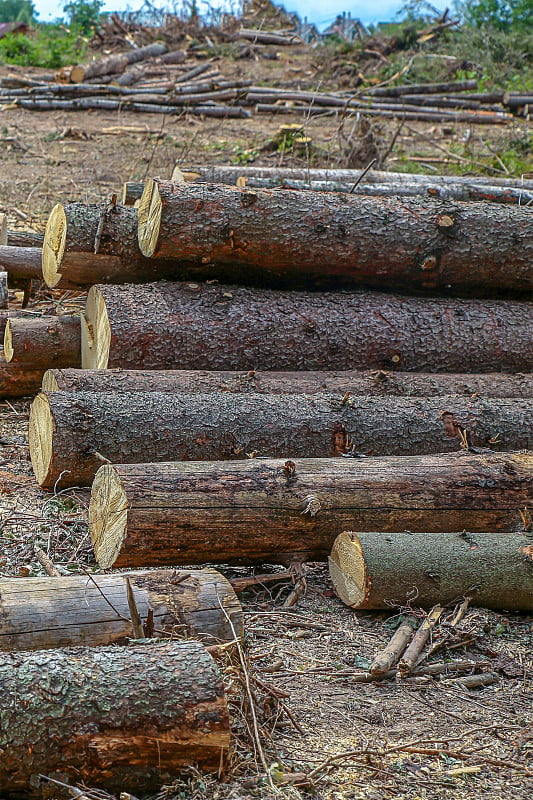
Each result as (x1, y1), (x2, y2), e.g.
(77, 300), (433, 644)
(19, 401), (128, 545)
(349, 158), (377, 193)
(33, 544), (60, 576)
(125, 576), (144, 639)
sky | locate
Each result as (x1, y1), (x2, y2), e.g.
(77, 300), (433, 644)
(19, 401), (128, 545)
(33, 1), (450, 29)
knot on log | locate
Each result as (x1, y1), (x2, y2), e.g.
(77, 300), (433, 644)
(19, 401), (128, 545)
(301, 494), (321, 517)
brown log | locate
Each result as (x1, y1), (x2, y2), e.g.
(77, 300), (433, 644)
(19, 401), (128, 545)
(329, 531), (533, 613)
(4, 315), (81, 368)
(122, 177), (533, 206)
(71, 42), (169, 83)
(398, 606), (444, 675)
(0, 213), (6, 245)
(0, 245), (43, 281)
(0, 568), (243, 650)
(87, 453), (533, 568)
(0, 642), (229, 796)
(0, 354), (44, 398)
(81, 282), (533, 373)
(137, 180), (533, 295)
(41, 367), (533, 398)
(29, 389), (532, 489)
(42, 202), (179, 289)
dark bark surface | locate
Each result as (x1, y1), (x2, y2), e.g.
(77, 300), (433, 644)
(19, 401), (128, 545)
(30, 389), (533, 489)
(137, 180), (533, 294)
(83, 282), (533, 374)
(88, 453), (533, 567)
(43, 367), (533, 398)
(0, 568), (243, 649)
(329, 531), (533, 611)
(0, 642), (229, 796)
(4, 315), (81, 367)
(0, 356), (45, 398)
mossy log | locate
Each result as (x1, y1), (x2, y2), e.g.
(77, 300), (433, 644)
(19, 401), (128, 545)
(88, 453), (533, 568)
(136, 179), (533, 295)
(28, 390), (532, 489)
(42, 367), (533, 398)
(4, 315), (81, 367)
(81, 282), (533, 373)
(0, 641), (229, 797)
(0, 568), (243, 650)
(329, 531), (533, 611)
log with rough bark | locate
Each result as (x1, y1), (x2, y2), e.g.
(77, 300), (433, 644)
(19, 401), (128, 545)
(0, 568), (243, 650)
(42, 202), (179, 289)
(70, 42), (169, 83)
(0, 244), (43, 281)
(4, 315), (81, 368)
(0, 272), (6, 308)
(137, 180), (533, 295)
(41, 367), (533, 398)
(88, 453), (533, 568)
(29, 390), (532, 489)
(6, 228), (44, 247)
(329, 531), (533, 612)
(122, 177), (533, 205)
(368, 80), (478, 96)
(0, 641), (229, 796)
(81, 282), (533, 373)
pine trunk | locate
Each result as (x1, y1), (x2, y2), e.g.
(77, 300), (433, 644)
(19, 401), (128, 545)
(71, 42), (169, 82)
(42, 367), (533, 398)
(4, 315), (81, 367)
(0, 642), (229, 796)
(0, 245), (42, 281)
(0, 568), (242, 650)
(136, 180), (533, 295)
(88, 453), (533, 568)
(81, 282), (533, 373)
(29, 390), (532, 489)
(329, 531), (533, 611)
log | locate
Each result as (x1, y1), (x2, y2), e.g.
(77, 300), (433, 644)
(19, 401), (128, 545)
(87, 453), (533, 568)
(254, 103), (511, 124)
(4, 315), (81, 368)
(0, 213), (6, 245)
(6, 228), (44, 247)
(71, 42), (169, 83)
(0, 245), (43, 281)
(0, 642), (229, 796)
(175, 165), (533, 191)
(329, 531), (533, 612)
(122, 177), (533, 205)
(41, 367), (533, 398)
(0, 355), (45, 398)
(81, 282), (533, 373)
(137, 180), (533, 295)
(0, 272), (6, 308)
(0, 568), (243, 650)
(29, 390), (533, 489)
(368, 80), (478, 96)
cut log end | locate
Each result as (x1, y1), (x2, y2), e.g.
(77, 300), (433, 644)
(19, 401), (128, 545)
(89, 464), (129, 568)
(28, 393), (54, 487)
(42, 203), (67, 288)
(82, 285), (111, 369)
(42, 369), (59, 391)
(3, 319), (13, 362)
(328, 531), (368, 608)
(138, 178), (162, 257)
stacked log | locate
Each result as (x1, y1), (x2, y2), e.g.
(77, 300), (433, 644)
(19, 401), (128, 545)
(0, 642), (230, 795)
(42, 367), (533, 398)
(87, 453), (533, 568)
(135, 181), (533, 295)
(28, 390), (533, 488)
(81, 282), (533, 373)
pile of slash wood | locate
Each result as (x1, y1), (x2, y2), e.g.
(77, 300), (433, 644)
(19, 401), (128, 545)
(0, 164), (532, 794)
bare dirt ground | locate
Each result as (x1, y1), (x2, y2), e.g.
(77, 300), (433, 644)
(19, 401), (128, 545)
(0, 43), (532, 800)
